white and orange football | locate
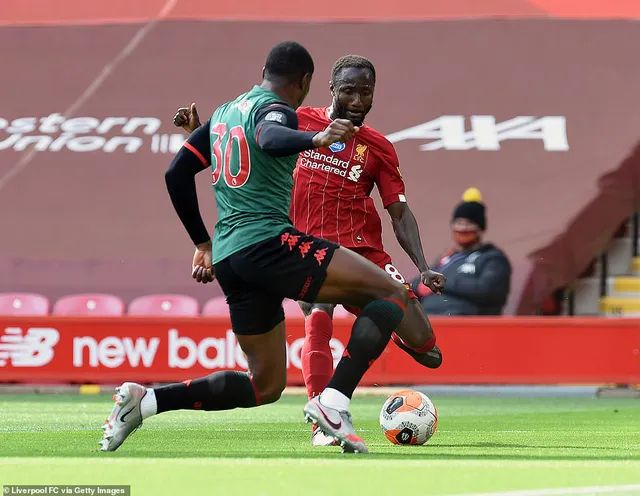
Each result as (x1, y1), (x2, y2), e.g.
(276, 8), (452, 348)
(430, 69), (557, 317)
(379, 389), (438, 445)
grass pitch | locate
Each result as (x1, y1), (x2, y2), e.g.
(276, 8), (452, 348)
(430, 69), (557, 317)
(0, 393), (639, 495)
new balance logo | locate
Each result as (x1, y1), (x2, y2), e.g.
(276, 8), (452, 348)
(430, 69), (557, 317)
(0, 327), (60, 367)
(386, 115), (569, 151)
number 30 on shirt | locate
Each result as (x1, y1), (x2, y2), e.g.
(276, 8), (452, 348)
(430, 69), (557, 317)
(210, 123), (252, 188)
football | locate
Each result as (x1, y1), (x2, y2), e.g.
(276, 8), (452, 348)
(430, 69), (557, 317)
(379, 389), (438, 445)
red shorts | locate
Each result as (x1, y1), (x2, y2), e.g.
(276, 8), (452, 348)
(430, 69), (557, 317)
(343, 247), (417, 317)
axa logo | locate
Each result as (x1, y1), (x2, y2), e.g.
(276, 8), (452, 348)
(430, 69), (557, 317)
(386, 115), (569, 151)
(0, 327), (59, 367)
(329, 142), (346, 153)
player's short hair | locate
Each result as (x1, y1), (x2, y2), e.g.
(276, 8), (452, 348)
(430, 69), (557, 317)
(331, 55), (376, 86)
(264, 41), (314, 83)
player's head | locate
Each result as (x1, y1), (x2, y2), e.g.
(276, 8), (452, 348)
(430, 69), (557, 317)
(330, 55), (376, 126)
(262, 41), (314, 108)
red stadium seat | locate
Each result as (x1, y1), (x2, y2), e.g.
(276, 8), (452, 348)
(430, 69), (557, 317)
(202, 296), (229, 317)
(0, 293), (50, 316)
(128, 294), (199, 317)
(53, 293), (125, 316)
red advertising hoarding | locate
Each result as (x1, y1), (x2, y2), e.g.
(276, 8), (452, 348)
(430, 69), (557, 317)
(1, 316), (638, 385)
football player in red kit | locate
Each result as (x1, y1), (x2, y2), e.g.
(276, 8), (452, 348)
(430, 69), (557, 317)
(290, 55), (444, 444)
(173, 55), (445, 447)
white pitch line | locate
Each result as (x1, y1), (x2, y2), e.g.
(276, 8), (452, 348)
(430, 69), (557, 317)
(447, 484), (640, 496)
(0, 0), (179, 192)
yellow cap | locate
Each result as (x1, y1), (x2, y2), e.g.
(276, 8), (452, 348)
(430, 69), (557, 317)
(462, 187), (482, 203)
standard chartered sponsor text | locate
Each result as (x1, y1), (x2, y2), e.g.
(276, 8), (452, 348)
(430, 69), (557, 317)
(299, 150), (353, 179)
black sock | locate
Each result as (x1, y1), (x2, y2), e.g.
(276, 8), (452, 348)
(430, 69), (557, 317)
(154, 371), (259, 413)
(327, 299), (405, 399)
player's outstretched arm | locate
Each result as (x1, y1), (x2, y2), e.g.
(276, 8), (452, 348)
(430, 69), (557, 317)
(387, 202), (445, 294)
(254, 104), (358, 157)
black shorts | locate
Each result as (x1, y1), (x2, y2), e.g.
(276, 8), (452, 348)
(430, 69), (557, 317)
(214, 227), (339, 335)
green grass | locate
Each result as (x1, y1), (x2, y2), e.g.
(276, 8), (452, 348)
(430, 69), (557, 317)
(1, 394), (639, 495)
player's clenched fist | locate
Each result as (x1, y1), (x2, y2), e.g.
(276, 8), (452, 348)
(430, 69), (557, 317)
(174, 103), (202, 134)
(421, 269), (446, 295)
(312, 119), (359, 148)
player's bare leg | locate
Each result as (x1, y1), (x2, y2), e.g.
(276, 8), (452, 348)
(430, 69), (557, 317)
(316, 248), (408, 308)
(303, 247), (409, 453)
(392, 299), (442, 368)
(235, 322), (288, 404)
(100, 322), (287, 452)
(299, 301), (339, 446)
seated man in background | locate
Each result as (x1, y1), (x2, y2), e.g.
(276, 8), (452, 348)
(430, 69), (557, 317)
(411, 188), (511, 316)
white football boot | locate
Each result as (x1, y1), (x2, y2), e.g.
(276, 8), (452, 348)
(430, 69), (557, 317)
(311, 424), (338, 446)
(99, 382), (147, 452)
(303, 397), (368, 454)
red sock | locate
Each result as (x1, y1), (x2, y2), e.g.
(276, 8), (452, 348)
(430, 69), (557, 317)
(391, 332), (436, 353)
(301, 310), (334, 400)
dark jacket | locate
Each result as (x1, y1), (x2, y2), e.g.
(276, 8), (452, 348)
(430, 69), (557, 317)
(411, 243), (511, 316)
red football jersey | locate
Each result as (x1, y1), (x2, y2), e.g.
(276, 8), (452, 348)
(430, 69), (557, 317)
(291, 106), (406, 251)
